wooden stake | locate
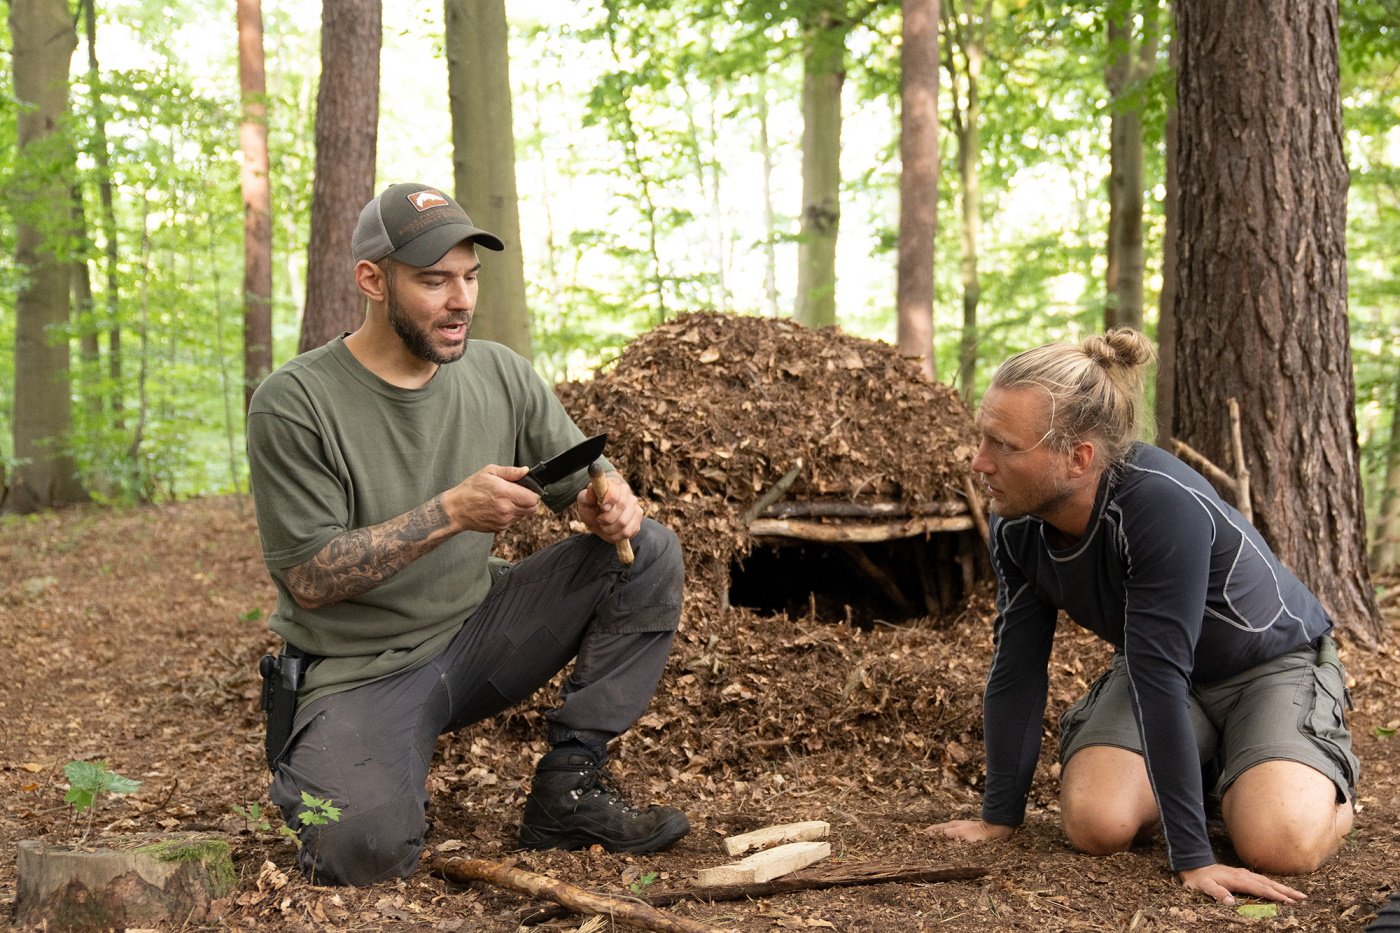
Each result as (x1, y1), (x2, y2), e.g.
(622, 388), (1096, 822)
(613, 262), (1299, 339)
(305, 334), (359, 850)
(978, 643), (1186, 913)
(742, 460), (804, 525)
(723, 820), (830, 857)
(1227, 397), (1253, 523)
(589, 461), (634, 565)
(695, 840), (830, 887)
(961, 475), (990, 547)
(517, 859), (990, 926)
(430, 856), (721, 933)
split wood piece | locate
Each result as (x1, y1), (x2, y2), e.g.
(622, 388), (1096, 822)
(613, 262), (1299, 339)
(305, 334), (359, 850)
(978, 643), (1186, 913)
(430, 856), (721, 933)
(518, 859), (990, 926)
(589, 461), (634, 564)
(723, 820), (830, 857)
(694, 840), (830, 887)
(1227, 397), (1253, 523)
(748, 515), (973, 543)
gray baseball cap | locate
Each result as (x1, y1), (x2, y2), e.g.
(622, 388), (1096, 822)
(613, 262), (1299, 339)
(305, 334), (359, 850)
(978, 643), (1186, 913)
(351, 182), (504, 266)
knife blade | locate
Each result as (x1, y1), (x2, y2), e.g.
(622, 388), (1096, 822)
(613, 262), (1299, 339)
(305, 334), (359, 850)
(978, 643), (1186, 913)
(516, 433), (608, 495)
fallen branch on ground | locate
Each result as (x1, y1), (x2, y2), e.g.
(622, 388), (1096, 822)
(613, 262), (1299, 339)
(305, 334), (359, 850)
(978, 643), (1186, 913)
(430, 856), (724, 933)
(516, 859), (989, 926)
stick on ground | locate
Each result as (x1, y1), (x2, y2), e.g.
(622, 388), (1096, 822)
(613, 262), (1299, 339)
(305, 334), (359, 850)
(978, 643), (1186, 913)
(431, 856), (724, 933)
(517, 859), (990, 926)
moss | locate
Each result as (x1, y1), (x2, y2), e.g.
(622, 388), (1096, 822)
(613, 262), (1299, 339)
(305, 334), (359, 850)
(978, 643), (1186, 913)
(135, 837), (236, 897)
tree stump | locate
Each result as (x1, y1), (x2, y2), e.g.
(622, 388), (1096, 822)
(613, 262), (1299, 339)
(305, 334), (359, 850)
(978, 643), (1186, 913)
(16, 834), (236, 932)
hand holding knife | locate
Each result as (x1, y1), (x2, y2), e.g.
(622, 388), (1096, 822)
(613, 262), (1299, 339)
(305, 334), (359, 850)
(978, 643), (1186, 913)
(514, 433), (636, 564)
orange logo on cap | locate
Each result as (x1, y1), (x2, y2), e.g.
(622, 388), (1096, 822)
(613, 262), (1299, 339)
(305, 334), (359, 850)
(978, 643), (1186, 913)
(407, 190), (450, 212)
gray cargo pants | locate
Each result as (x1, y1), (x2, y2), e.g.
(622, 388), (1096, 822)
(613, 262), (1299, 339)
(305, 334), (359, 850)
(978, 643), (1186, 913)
(269, 519), (684, 885)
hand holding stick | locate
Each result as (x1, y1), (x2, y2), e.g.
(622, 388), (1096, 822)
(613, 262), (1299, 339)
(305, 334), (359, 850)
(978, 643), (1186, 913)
(588, 461), (635, 565)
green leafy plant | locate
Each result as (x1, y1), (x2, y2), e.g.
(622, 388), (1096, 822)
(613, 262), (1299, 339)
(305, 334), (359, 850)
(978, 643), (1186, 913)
(64, 760), (141, 845)
(233, 795), (340, 847)
(628, 870), (659, 895)
(294, 791), (342, 833)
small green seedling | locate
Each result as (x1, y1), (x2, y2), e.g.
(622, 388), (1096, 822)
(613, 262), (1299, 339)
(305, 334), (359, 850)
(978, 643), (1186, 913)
(628, 870), (659, 895)
(64, 760), (141, 845)
(233, 801), (305, 843)
(294, 791), (342, 833)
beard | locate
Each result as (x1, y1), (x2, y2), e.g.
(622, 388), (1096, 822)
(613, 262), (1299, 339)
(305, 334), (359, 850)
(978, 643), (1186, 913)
(386, 285), (471, 366)
(985, 474), (1076, 521)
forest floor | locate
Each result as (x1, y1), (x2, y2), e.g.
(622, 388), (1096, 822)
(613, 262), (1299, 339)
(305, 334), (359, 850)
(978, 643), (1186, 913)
(4, 313), (1400, 931)
(3, 499), (1399, 933)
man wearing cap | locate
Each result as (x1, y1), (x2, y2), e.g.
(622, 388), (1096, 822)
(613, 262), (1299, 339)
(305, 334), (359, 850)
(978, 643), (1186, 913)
(246, 183), (689, 886)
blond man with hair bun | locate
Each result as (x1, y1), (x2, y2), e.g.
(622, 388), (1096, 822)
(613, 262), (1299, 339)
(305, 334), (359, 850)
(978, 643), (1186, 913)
(930, 329), (1357, 907)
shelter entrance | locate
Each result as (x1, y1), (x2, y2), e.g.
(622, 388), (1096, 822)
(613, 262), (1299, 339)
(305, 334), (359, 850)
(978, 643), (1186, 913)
(727, 508), (981, 628)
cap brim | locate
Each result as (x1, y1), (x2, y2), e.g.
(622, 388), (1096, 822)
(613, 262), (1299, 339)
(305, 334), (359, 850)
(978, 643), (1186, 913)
(390, 224), (506, 266)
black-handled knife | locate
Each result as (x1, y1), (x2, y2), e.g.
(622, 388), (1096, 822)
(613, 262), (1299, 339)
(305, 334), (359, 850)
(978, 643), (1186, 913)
(516, 433), (608, 495)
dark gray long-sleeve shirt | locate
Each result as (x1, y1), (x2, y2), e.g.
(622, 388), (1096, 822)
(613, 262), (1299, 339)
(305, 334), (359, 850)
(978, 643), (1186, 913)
(980, 442), (1332, 871)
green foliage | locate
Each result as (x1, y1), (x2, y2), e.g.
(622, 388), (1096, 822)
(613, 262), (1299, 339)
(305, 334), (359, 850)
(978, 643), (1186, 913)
(63, 759), (141, 815)
(629, 869), (660, 894)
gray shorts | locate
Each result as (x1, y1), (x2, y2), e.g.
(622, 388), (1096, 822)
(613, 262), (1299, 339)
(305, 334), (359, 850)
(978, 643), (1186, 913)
(1059, 638), (1359, 803)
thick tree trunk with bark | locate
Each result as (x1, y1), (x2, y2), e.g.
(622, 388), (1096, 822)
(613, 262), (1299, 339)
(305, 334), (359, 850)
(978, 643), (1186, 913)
(896, 0), (940, 380)
(298, 0), (380, 354)
(1172, 0), (1380, 643)
(446, 0), (532, 359)
(794, 4), (846, 329)
(6, 0), (86, 513)
(239, 0), (273, 408)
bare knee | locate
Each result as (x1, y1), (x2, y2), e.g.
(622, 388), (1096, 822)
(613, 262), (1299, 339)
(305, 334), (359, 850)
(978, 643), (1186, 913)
(1224, 761), (1352, 875)
(1061, 747), (1159, 857)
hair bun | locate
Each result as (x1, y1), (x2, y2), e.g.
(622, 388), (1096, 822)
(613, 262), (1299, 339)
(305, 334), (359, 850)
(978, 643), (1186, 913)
(1085, 327), (1156, 370)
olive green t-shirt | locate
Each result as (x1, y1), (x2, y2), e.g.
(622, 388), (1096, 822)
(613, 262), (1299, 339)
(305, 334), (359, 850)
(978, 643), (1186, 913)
(246, 337), (597, 704)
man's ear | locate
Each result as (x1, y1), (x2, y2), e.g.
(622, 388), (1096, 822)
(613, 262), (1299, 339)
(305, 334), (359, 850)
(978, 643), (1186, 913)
(1067, 440), (1098, 479)
(354, 259), (388, 303)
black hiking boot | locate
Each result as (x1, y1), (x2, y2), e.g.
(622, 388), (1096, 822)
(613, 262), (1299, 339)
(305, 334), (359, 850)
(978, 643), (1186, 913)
(517, 748), (690, 853)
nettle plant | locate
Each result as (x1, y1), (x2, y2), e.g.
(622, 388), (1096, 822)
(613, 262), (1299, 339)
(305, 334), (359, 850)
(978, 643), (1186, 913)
(64, 760), (142, 846)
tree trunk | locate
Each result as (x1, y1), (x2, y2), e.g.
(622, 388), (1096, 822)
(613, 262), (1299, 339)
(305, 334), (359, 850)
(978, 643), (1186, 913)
(1173, 0), (1380, 644)
(298, 0), (380, 354)
(80, 0), (123, 428)
(6, 0), (86, 514)
(1370, 372), (1400, 573)
(446, 0), (532, 359)
(896, 0), (940, 380)
(943, 1), (985, 400)
(794, 3), (847, 329)
(239, 0), (273, 409)
(1104, 0), (1154, 332)
(755, 75), (782, 318)
(1154, 16), (1179, 444)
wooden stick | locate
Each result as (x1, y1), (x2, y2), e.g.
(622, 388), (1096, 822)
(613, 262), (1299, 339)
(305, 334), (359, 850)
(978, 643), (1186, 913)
(742, 460), (804, 525)
(431, 856), (721, 933)
(759, 499), (969, 519)
(1169, 437), (1237, 492)
(517, 859), (990, 926)
(1227, 397), (1253, 523)
(748, 515), (973, 543)
(961, 475), (990, 547)
(589, 461), (634, 565)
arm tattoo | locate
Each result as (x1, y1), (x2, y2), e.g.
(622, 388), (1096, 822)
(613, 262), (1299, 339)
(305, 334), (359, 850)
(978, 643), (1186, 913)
(285, 495), (454, 608)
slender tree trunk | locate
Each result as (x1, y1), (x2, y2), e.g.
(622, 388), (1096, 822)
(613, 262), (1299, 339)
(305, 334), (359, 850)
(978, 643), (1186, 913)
(756, 75), (782, 318)
(446, 0), (532, 358)
(896, 0), (940, 380)
(1371, 372), (1400, 572)
(1154, 16), (1179, 443)
(795, 4), (847, 329)
(944, 0), (985, 400)
(1105, 0), (1158, 332)
(6, 0), (86, 513)
(299, 0), (380, 353)
(1173, 0), (1380, 643)
(239, 0), (273, 409)
(80, 0), (123, 428)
